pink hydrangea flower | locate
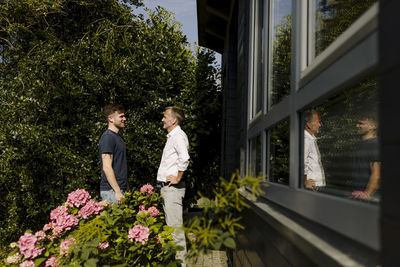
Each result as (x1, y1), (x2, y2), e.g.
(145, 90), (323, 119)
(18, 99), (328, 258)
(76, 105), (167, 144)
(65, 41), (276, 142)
(50, 206), (69, 221)
(60, 238), (76, 256)
(23, 247), (45, 260)
(6, 252), (20, 264)
(66, 189), (91, 207)
(18, 233), (44, 259)
(18, 233), (36, 252)
(140, 184), (154, 195)
(128, 225), (150, 245)
(78, 200), (104, 219)
(138, 205), (159, 217)
(52, 226), (63, 238)
(147, 206), (160, 217)
(55, 214), (79, 231)
(98, 241), (109, 249)
(45, 256), (60, 267)
(43, 222), (56, 231)
(20, 260), (35, 267)
(35, 230), (46, 241)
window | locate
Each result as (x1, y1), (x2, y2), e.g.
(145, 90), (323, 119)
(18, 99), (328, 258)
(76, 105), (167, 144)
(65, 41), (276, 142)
(302, 76), (379, 203)
(250, 0), (265, 119)
(249, 135), (262, 178)
(246, 0), (379, 249)
(268, 119), (289, 185)
(312, 0), (377, 58)
(270, 0), (292, 106)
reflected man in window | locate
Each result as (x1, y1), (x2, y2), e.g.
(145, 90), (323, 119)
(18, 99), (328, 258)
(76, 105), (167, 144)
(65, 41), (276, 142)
(304, 111), (326, 189)
(351, 114), (381, 200)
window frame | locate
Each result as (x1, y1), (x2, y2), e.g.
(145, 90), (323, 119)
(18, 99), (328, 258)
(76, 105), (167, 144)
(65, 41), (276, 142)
(248, 0), (267, 121)
(246, 0), (380, 250)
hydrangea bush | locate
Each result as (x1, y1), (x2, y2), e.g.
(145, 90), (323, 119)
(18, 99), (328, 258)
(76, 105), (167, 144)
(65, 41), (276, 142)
(3, 184), (180, 266)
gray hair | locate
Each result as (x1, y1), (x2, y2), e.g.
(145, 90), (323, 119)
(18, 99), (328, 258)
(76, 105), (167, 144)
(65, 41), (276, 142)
(166, 106), (185, 125)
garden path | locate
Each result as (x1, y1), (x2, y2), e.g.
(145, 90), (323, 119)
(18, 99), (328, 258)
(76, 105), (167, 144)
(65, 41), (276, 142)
(187, 250), (228, 267)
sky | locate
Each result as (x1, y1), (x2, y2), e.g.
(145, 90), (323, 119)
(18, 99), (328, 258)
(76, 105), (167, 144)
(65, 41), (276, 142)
(134, 0), (221, 65)
(142, 0), (198, 46)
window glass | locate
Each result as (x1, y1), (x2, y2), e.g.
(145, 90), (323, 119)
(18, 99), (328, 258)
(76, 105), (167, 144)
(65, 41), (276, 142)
(249, 135), (262, 178)
(254, 0), (264, 115)
(270, 0), (292, 106)
(302, 76), (379, 203)
(314, 0), (377, 57)
(269, 119), (289, 184)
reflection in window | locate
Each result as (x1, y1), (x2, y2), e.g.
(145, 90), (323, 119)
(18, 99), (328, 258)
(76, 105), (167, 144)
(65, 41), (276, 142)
(270, 0), (292, 106)
(254, 0), (264, 115)
(303, 76), (380, 203)
(269, 119), (289, 184)
(249, 135), (262, 178)
(314, 0), (376, 57)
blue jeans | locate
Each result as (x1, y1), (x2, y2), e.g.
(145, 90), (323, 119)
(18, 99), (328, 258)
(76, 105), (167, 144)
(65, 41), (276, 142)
(100, 190), (124, 204)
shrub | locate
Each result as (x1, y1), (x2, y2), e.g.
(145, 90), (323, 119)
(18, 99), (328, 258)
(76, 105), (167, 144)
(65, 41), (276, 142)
(3, 185), (180, 266)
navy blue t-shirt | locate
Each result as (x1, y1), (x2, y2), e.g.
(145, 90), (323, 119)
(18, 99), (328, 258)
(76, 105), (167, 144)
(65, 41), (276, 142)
(351, 138), (380, 191)
(99, 129), (127, 191)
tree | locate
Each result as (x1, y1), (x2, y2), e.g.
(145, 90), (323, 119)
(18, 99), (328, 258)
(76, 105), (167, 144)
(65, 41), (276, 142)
(0, 0), (221, 244)
(315, 0), (376, 56)
(181, 47), (222, 202)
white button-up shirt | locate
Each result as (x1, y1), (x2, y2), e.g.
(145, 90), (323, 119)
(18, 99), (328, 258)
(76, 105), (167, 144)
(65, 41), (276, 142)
(304, 130), (326, 186)
(157, 126), (190, 182)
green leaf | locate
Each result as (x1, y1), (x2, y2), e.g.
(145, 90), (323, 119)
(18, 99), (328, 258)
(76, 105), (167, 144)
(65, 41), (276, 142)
(223, 237), (236, 249)
(84, 258), (99, 267)
(34, 257), (47, 266)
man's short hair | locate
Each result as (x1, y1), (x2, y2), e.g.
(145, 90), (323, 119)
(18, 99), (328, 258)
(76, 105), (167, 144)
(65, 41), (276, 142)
(166, 106), (185, 125)
(304, 110), (318, 127)
(360, 113), (378, 127)
(103, 104), (125, 120)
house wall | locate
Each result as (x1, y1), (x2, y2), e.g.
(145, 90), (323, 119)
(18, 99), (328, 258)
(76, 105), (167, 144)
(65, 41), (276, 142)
(380, 0), (400, 266)
(219, 0), (389, 265)
(220, 5), (239, 180)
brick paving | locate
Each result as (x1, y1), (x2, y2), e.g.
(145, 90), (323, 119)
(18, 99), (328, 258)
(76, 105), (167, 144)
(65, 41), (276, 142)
(187, 250), (228, 267)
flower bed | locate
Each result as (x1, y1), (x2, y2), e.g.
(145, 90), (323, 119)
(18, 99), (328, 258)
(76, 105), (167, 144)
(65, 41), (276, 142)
(3, 184), (180, 266)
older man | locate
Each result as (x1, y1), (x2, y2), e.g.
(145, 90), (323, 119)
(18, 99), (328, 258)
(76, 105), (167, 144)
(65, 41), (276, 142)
(157, 106), (190, 264)
(304, 110), (326, 190)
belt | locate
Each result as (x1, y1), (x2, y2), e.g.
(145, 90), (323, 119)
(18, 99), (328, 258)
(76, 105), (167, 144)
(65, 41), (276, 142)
(156, 180), (185, 188)
(157, 181), (169, 187)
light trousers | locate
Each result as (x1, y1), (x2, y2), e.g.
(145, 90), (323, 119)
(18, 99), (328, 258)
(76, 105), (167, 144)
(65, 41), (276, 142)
(161, 186), (187, 263)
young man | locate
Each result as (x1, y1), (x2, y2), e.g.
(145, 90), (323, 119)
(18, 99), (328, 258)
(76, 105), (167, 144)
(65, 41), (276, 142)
(99, 104), (128, 204)
(304, 110), (326, 190)
(157, 106), (190, 265)
(351, 114), (381, 199)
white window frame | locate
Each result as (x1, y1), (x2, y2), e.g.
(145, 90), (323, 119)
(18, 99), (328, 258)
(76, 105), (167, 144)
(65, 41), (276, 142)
(248, 0), (267, 122)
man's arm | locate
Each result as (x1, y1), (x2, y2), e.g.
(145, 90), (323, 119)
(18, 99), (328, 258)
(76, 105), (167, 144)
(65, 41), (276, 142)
(102, 153), (124, 202)
(352, 161), (381, 199)
(365, 161), (381, 196)
(167, 171), (184, 185)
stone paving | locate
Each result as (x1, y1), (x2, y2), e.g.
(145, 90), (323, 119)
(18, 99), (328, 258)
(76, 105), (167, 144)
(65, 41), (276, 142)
(187, 250), (228, 267)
